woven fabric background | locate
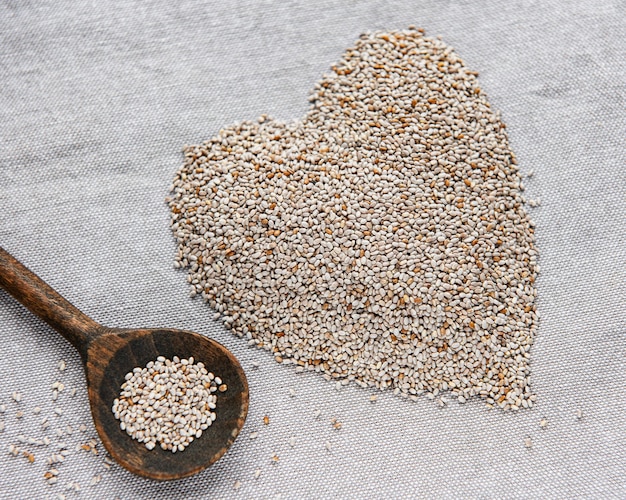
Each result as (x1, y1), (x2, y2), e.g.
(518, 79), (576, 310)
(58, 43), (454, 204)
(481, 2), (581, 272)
(1, 1), (624, 498)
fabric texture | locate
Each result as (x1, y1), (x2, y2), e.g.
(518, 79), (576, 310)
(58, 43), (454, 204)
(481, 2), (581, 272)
(0, 1), (624, 498)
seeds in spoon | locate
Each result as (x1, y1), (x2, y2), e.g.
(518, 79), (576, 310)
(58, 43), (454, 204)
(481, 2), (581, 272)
(112, 356), (226, 452)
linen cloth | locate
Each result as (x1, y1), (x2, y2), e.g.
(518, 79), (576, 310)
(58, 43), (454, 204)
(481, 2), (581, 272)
(0, 1), (624, 498)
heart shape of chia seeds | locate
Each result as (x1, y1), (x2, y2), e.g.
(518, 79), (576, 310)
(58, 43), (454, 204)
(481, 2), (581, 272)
(169, 28), (539, 410)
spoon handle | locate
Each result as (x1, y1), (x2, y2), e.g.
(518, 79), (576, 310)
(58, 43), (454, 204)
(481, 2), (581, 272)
(0, 247), (101, 361)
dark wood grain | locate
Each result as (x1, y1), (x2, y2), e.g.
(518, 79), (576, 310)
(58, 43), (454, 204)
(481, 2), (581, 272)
(0, 247), (249, 481)
(0, 248), (101, 360)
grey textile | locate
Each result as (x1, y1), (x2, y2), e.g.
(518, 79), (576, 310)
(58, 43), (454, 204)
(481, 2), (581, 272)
(0, 0), (625, 498)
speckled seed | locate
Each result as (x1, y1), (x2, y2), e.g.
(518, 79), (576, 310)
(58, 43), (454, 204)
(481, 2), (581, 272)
(169, 29), (539, 411)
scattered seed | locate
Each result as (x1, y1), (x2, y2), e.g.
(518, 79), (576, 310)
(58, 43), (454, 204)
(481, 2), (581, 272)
(288, 436), (296, 447)
(233, 480), (242, 491)
(263, 415), (270, 425)
(79, 424), (87, 432)
(369, 395), (378, 403)
(0, 421), (4, 432)
(26, 436), (45, 446)
(90, 475), (102, 486)
(65, 481), (80, 492)
(539, 418), (548, 429)
(270, 453), (280, 463)
(251, 361), (260, 369)
(249, 431), (259, 440)
(313, 409), (321, 419)
(168, 29), (539, 410)
(524, 437), (532, 449)
(47, 453), (65, 465)
(12, 392), (22, 403)
(254, 468), (262, 479)
(0, 404), (6, 413)
(54, 408), (63, 416)
(70, 388), (77, 397)
(288, 388), (296, 397)
(58, 360), (66, 372)
(33, 407), (42, 415)
(325, 441), (332, 452)
(16, 410), (24, 419)
(330, 418), (342, 430)
(576, 408), (583, 420)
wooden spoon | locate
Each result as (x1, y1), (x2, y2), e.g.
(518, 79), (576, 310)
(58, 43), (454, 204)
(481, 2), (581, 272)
(0, 248), (248, 481)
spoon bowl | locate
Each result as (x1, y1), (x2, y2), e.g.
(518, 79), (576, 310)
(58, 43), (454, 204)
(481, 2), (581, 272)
(0, 248), (248, 481)
(89, 327), (248, 480)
